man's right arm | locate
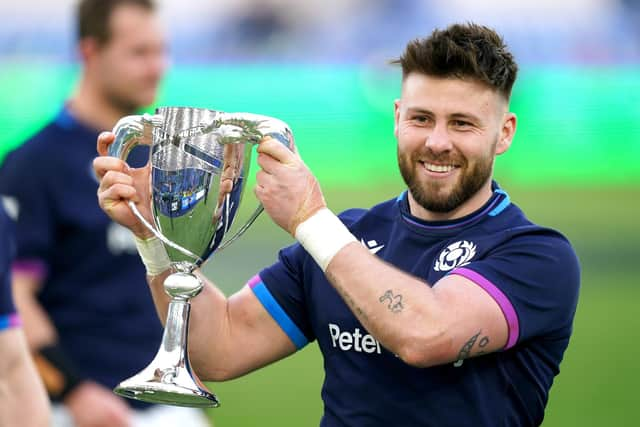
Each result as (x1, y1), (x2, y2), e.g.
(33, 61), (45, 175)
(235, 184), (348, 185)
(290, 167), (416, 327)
(146, 269), (297, 381)
(95, 133), (298, 382)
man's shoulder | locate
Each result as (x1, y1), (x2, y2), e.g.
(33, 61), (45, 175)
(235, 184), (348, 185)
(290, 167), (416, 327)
(5, 119), (68, 162)
(1, 112), (98, 176)
(499, 202), (574, 248)
(0, 123), (62, 187)
(337, 197), (397, 227)
(481, 204), (580, 277)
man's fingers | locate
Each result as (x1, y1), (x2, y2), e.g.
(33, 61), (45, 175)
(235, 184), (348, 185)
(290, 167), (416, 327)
(256, 151), (281, 174)
(289, 137), (299, 156)
(98, 170), (139, 203)
(255, 169), (278, 188)
(98, 170), (134, 191)
(93, 157), (128, 180)
(99, 183), (139, 207)
(97, 132), (116, 156)
(257, 137), (297, 164)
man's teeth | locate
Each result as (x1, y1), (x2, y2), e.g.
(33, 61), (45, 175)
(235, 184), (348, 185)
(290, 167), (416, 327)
(424, 163), (455, 173)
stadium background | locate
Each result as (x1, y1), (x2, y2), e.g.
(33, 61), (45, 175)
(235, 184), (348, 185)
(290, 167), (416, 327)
(0, 0), (638, 425)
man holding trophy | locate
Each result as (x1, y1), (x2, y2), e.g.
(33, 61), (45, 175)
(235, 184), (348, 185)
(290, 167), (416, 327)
(94, 23), (580, 426)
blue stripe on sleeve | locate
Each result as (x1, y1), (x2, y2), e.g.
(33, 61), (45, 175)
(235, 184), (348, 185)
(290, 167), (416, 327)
(250, 281), (309, 350)
(0, 313), (19, 331)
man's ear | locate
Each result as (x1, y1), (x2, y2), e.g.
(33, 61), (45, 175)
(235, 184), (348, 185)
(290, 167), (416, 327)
(78, 37), (100, 64)
(393, 99), (401, 138)
(496, 112), (516, 155)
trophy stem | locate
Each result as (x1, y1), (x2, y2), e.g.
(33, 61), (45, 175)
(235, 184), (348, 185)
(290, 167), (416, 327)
(162, 299), (191, 363)
(113, 272), (219, 408)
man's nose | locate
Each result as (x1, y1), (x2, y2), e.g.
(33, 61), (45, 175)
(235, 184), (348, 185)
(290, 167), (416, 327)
(424, 123), (452, 153)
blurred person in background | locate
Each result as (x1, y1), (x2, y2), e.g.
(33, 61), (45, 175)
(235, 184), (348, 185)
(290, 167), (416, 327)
(0, 0), (209, 426)
(0, 203), (50, 426)
(95, 23), (580, 426)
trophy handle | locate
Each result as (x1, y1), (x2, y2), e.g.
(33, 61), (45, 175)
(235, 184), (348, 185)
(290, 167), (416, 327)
(108, 113), (158, 161)
(216, 125), (295, 252)
(109, 114), (203, 263)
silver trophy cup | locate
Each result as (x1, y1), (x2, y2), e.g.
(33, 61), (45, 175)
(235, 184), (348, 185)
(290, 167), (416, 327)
(107, 106), (294, 407)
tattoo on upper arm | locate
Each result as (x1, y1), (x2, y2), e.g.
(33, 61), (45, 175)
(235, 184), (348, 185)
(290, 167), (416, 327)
(477, 336), (489, 355)
(453, 330), (490, 367)
(379, 289), (404, 313)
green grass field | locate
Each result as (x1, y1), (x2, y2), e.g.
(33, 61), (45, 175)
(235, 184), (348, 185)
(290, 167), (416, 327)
(197, 186), (640, 426)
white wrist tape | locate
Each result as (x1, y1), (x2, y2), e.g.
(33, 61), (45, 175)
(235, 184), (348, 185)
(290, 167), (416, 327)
(294, 208), (357, 272)
(134, 235), (172, 276)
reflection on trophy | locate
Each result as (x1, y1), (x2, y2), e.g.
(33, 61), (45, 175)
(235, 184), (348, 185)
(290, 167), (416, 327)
(108, 107), (294, 407)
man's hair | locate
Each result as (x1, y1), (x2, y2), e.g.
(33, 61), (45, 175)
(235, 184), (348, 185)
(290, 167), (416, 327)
(77, 0), (155, 45)
(393, 23), (518, 100)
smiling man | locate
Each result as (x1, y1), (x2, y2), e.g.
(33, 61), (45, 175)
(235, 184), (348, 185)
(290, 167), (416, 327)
(395, 74), (515, 219)
(95, 23), (580, 427)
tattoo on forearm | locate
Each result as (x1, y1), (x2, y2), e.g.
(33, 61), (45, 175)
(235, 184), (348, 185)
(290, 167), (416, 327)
(379, 289), (404, 313)
(346, 293), (369, 320)
(328, 274), (370, 322)
(453, 330), (490, 367)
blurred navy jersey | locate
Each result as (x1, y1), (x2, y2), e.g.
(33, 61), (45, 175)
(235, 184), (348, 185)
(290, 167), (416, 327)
(0, 107), (161, 407)
(254, 184), (580, 427)
(0, 203), (19, 330)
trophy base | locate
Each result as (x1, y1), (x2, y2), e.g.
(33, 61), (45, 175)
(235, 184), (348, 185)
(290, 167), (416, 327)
(113, 283), (220, 408)
(114, 379), (219, 408)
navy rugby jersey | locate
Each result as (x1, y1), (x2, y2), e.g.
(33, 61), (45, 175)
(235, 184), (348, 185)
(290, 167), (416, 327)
(0, 107), (161, 407)
(253, 184), (580, 427)
(0, 204), (20, 330)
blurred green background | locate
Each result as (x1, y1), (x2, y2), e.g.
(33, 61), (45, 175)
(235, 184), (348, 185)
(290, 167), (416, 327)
(1, 63), (638, 426)
(2, 64), (640, 185)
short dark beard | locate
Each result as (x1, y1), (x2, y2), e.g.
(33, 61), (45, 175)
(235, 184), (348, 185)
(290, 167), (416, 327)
(106, 92), (142, 116)
(398, 149), (493, 213)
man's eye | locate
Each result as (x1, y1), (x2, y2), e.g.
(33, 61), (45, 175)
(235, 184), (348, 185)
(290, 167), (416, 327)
(453, 120), (471, 127)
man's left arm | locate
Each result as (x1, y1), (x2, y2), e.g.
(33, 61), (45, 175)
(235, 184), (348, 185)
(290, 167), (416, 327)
(254, 138), (508, 368)
(324, 243), (507, 367)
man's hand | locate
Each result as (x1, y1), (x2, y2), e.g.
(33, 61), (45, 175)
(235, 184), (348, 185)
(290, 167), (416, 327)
(65, 381), (131, 427)
(94, 132), (153, 239)
(255, 137), (326, 235)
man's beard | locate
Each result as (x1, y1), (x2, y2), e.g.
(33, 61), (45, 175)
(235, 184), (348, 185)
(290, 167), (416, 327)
(398, 147), (494, 213)
(106, 88), (148, 116)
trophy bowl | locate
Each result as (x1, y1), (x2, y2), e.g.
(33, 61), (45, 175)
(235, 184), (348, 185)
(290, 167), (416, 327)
(107, 106), (293, 407)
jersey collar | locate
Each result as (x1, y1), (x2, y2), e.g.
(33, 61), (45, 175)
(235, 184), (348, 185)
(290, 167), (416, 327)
(397, 181), (511, 233)
(54, 104), (98, 134)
